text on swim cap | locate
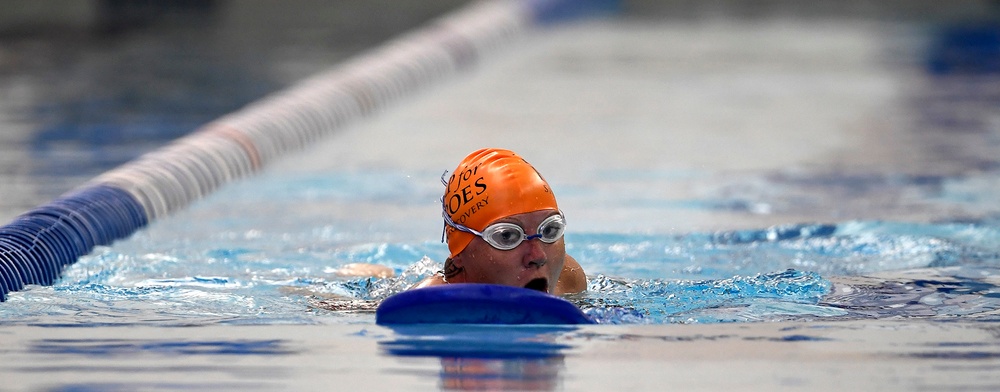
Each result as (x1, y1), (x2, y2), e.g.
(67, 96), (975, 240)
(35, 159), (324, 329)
(455, 196), (489, 225)
(446, 164), (487, 224)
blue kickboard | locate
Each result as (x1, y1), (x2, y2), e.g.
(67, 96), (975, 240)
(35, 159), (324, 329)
(375, 284), (594, 325)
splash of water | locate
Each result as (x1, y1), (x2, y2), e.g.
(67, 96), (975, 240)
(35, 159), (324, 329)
(2, 219), (1000, 326)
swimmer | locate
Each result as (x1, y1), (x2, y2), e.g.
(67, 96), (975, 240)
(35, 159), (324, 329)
(412, 148), (587, 295)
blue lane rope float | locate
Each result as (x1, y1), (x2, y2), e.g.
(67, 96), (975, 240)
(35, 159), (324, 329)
(0, 185), (148, 295)
(0, 0), (618, 301)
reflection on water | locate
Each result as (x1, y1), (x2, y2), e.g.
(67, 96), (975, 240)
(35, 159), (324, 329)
(822, 266), (1000, 320)
(29, 338), (295, 356)
(438, 357), (565, 391)
(381, 325), (576, 391)
(18, 337), (295, 391)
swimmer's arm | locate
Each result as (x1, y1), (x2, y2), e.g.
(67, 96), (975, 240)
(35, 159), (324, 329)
(335, 263), (394, 278)
(555, 254), (587, 295)
(411, 272), (446, 290)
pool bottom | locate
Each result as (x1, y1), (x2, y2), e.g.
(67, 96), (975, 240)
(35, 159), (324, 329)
(2, 319), (997, 391)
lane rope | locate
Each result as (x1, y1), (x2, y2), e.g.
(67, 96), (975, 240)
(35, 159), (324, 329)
(0, 0), (617, 301)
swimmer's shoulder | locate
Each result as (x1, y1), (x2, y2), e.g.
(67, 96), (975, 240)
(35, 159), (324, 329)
(555, 254), (587, 295)
(410, 256), (587, 294)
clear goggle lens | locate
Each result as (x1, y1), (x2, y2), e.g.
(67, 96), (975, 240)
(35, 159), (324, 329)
(479, 213), (566, 251)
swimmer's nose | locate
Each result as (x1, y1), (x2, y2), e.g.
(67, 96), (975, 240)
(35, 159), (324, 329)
(522, 239), (546, 269)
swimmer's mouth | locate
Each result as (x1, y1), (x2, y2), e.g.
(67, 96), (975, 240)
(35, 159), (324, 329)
(524, 278), (549, 293)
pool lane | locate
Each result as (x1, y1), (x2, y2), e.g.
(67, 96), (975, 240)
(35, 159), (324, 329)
(2, 320), (998, 391)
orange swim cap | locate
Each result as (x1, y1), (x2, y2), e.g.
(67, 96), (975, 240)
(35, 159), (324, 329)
(442, 148), (558, 258)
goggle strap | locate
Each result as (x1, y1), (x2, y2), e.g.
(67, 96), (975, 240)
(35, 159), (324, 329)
(442, 209), (483, 237)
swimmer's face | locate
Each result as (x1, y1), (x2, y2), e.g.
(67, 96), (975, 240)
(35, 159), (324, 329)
(450, 210), (566, 294)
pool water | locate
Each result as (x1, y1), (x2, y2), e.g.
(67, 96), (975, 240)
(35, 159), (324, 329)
(3, 1), (1000, 390)
(3, 168), (998, 326)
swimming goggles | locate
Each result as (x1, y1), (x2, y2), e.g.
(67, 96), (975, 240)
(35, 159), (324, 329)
(439, 170), (566, 250)
(443, 212), (567, 251)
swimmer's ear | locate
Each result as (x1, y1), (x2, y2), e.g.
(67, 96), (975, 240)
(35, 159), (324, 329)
(443, 257), (464, 280)
(445, 256), (461, 270)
